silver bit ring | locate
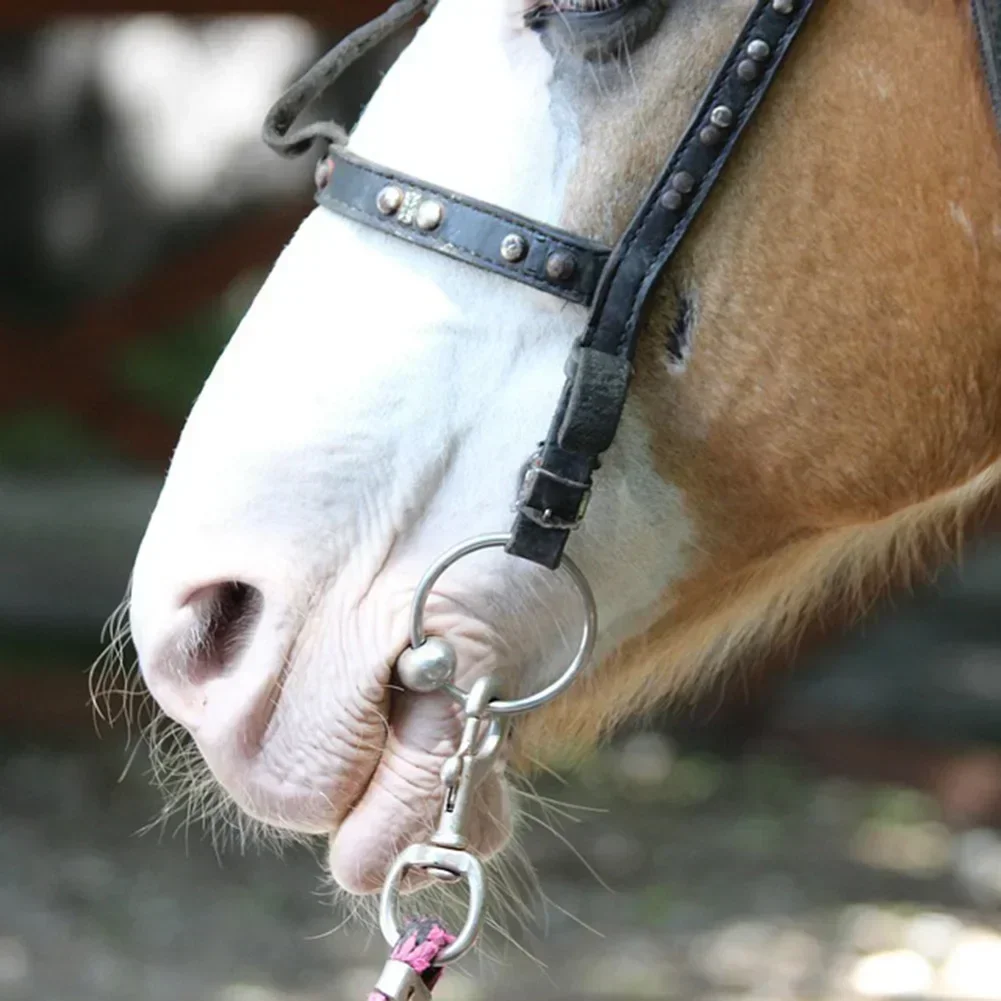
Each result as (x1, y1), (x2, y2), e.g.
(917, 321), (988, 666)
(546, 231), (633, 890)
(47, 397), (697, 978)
(404, 533), (597, 716)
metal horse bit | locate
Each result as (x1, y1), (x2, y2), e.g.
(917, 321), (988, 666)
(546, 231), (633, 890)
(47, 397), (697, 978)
(371, 534), (597, 999)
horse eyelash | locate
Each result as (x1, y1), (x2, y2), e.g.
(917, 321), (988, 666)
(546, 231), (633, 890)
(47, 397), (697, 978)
(530, 0), (627, 12)
(525, 0), (628, 23)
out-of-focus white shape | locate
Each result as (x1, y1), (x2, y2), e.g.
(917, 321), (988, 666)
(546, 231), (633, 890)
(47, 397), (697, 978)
(616, 731), (675, 786)
(903, 911), (964, 965)
(92, 15), (316, 207)
(215, 985), (290, 1001)
(937, 929), (1001, 1000)
(841, 905), (908, 954)
(954, 828), (1001, 906)
(692, 919), (775, 989)
(432, 973), (483, 1001)
(767, 927), (824, 988)
(331, 968), (383, 999)
(849, 949), (934, 998)
(578, 940), (677, 997)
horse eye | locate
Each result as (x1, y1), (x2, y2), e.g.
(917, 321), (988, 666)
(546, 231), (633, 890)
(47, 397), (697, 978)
(526, 0), (665, 58)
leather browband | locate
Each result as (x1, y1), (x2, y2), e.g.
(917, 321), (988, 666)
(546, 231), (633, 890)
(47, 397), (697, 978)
(315, 150), (612, 306)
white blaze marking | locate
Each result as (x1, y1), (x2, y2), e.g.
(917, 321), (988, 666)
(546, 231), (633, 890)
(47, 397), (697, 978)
(130, 0), (696, 845)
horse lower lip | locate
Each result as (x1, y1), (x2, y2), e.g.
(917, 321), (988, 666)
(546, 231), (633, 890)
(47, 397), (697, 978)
(327, 765), (512, 895)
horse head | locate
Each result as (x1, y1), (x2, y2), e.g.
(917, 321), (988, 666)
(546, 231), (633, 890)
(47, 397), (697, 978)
(126, 0), (1001, 893)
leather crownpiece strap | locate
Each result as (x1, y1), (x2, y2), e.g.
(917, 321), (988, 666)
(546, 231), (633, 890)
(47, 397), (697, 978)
(317, 150), (612, 306)
(507, 0), (819, 568)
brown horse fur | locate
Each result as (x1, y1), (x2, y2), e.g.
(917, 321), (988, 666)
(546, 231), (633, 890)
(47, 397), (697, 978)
(518, 0), (1001, 760)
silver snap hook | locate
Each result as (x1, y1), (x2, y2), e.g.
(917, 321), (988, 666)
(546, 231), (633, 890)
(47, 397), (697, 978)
(379, 844), (486, 965)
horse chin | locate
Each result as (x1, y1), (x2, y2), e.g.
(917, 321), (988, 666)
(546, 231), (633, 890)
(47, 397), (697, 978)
(188, 676), (513, 895)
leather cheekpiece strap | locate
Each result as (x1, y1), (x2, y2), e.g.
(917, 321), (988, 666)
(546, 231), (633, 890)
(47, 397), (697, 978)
(316, 150), (611, 306)
(507, 0), (819, 568)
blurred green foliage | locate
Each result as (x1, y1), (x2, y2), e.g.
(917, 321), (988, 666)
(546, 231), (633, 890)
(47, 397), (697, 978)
(113, 298), (241, 422)
(0, 409), (119, 471)
(0, 272), (263, 473)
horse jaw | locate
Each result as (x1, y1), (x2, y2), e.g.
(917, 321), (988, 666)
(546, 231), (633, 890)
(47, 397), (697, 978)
(128, 0), (691, 891)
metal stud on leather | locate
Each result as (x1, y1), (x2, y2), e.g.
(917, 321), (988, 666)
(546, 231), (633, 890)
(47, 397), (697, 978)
(316, 150), (611, 305)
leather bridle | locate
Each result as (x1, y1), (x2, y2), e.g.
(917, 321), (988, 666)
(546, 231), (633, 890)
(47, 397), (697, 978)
(264, 0), (818, 569)
(256, 4), (1001, 988)
(264, 0), (1001, 573)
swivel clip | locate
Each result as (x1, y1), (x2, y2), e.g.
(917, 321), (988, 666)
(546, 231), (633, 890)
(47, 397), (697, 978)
(379, 676), (505, 966)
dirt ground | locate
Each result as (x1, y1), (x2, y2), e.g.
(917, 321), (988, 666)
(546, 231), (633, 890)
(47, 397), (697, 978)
(2, 731), (1000, 1001)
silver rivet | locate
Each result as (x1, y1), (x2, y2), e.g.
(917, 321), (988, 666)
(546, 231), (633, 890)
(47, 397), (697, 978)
(500, 233), (528, 263)
(747, 39), (771, 61)
(545, 250), (576, 283)
(772, 0), (794, 12)
(661, 189), (684, 211)
(376, 185), (404, 215)
(710, 105), (734, 128)
(737, 59), (759, 82)
(314, 157), (334, 190)
(699, 125), (722, 146)
(395, 637), (457, 693)
(415, 199), (444, 231)
(671, 171), (695, 193)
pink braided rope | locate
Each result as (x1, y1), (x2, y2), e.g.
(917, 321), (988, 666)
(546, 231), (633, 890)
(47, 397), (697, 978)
(368, 919), (455, 1001)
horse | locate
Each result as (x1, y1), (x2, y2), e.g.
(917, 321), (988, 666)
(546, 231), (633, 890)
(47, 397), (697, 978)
(119, 0), (1001, 909)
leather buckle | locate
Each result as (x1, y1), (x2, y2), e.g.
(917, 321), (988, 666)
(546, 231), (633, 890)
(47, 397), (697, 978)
(516, 463), (591, 531)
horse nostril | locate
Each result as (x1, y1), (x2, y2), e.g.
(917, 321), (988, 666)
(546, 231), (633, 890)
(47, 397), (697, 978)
(183, 580), (265, 683)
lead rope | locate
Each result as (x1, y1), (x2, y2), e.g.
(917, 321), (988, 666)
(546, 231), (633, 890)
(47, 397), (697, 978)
(367, 535), (598, 1000)
(367, 919), (455, 1001)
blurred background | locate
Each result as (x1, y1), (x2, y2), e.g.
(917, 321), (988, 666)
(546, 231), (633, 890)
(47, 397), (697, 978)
(1, 4), (1000, 1000)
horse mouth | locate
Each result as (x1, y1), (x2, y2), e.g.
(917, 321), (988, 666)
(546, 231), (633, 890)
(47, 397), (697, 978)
(127, 545), (521, 895)
(165, 630), (515, 895)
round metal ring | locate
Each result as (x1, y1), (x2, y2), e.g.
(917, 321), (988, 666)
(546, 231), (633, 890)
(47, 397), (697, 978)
(406, 533), (597, 716)
(379, 843), (486, 964)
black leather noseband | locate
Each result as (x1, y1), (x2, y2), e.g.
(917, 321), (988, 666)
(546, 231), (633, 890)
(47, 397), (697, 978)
(263, 0), (1001, 571)
(316, 149), (611, 306)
